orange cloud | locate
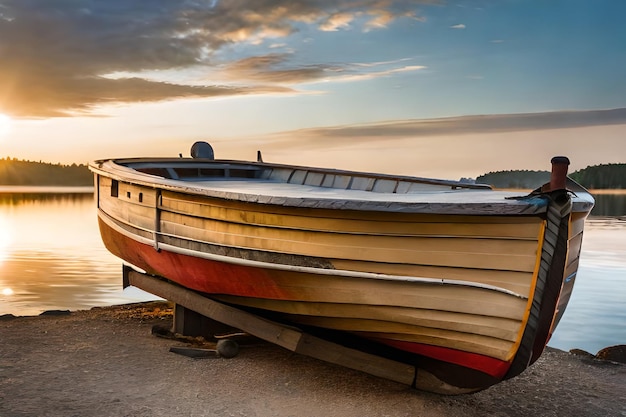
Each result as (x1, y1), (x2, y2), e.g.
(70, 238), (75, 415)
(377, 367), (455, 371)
(0, 0), (433, 118)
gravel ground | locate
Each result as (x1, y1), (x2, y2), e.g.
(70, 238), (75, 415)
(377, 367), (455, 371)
(1, 302), (624, 417)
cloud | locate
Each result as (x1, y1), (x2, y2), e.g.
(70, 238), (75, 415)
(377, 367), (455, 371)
(4, 76), (294, 118)
(319, 12), (354, 31)
(192, 53), (426, 86)
(450, 23), (466, 29)
(320, 64), (427, 83)
(364, 7), (427, 31)
(218, 54), (333, 84)
(364, 10), (395, 31)
(216, 109), (626, 179)
(265, 108), (626, 147)
(0, 0), (435, 118)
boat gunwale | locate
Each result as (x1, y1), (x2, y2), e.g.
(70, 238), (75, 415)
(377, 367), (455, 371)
(89, 158), (598, 215)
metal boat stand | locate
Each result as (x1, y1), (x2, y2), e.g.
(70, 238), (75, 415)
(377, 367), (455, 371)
(122, 265), (416, 386)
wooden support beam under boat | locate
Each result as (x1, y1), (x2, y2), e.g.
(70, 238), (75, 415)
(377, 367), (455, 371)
(123, 267), (417, 387)
(173, 304), (237, 339)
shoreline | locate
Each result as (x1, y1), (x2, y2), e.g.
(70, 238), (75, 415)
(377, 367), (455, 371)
(1, 302), (624, 417)
(2, 302), (623, 361)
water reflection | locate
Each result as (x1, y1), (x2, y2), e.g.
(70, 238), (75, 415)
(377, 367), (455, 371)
(549, 216), (626, 353)
(0, 189), (157, 316)
(0, 213), (12, 263)
(589, 190), (626, 217)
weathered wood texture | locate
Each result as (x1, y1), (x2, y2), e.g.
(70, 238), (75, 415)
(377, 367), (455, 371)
(99, 177), (545, 284)
(102, 210), (529, 362)
(96, 173), (548, 362)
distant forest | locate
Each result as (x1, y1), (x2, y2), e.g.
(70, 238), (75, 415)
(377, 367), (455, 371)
(0, 158), (93, 186)
(569, 164), (626, 189)
(477, 163), (626, 189)
(476, 170), (550, 189)
(0, 158), (623, 189)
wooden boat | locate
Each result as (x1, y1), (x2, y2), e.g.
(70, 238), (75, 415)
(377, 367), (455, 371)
(89, 142), (594, 394)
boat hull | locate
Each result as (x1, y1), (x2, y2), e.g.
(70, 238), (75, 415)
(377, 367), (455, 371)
(98, 215), (512, 391)
(90, 156), (594, 393)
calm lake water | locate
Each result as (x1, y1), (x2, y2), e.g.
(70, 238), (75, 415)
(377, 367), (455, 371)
(0, 187), (624, 354)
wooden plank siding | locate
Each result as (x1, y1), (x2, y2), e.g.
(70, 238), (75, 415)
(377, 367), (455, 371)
(96, 178), (548, 362)
(99, 183), (545, 284)
(329, 261), (533, 295)
(160, 190), (543, 238)
(211, 295), (521, 360)
(200, 271), (528, 361)
(211, 297), (521, 340)
(157, 213), (540, 272)
(156, 189), (544, 274)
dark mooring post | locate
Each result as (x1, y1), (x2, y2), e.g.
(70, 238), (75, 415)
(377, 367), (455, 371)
(549, 156), (570, 191)
(173, 304), (236, 339)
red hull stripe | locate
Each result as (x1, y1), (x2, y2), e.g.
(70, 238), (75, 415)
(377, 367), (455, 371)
(373, 338), (511, 379)
(99, 218), (292, 299)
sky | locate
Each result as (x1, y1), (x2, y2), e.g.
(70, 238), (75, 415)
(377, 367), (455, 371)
(0, 0), (625, 179)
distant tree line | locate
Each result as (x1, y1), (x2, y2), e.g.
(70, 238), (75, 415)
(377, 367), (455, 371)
(569, 164), (626, 189)
(0, 157), (93, 186)
(0, 157), (623, 189)
(476, 170), (550, 189)
(477, 163), (626, 189)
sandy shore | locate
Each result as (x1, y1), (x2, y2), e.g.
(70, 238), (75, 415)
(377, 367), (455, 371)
(1, 302), (624, 417)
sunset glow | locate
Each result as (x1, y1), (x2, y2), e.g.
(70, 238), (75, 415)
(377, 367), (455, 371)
(0, 113), (11, 138)
(0, 1), (624, 177)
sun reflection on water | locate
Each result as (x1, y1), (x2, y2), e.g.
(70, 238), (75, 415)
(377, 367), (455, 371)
(0, 212), (15, 301)
(0, 213), (13, 263)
